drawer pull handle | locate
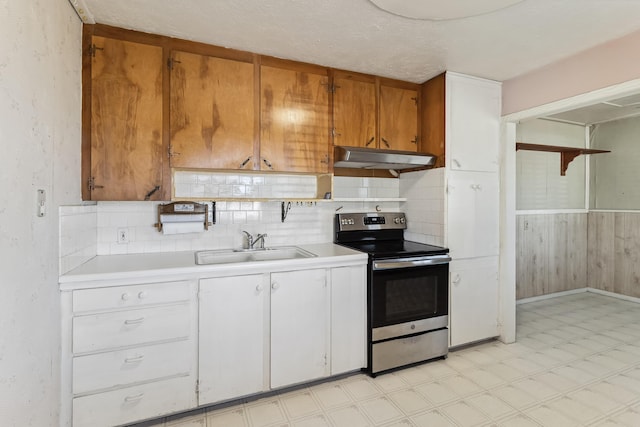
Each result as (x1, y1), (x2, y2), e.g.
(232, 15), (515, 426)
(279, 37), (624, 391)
(138, 291), (147, 299)
(124, 355), (145, 364)
(124, 393), (144, 403)
(124, 317), (145, 325)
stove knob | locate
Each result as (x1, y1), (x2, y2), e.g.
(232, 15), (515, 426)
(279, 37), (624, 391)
(400, 217), (405, 224)
(394, 217), (401, 224)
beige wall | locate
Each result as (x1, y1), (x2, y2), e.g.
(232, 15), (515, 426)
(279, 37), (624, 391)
(503, 29), (640, 115)
(0, 1), (82, 426)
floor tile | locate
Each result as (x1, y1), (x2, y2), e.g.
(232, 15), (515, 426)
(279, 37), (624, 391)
(245, 399), (287, 427)
(280, 391), (322, 420)
(207, 407), (249, 427)
(311, 383), (353, 409)
(496, 414), (542, 427)
(411, 409), (457, 427)
(326, 404), (370, 427)
(289, 413), (332, 427)
(524, 405), (582, 427)
(387, 388), (433, 415)
(465, 393), (517, 420)
(358, 396), (403, 424)
(440, 401), (490, 427)
(341, 376), (382, 401)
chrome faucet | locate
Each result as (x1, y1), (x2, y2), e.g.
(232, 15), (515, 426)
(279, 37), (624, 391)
(242, 231), (268, 249)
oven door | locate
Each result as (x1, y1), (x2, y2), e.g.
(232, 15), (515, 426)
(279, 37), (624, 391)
(370, 255), (450, 331)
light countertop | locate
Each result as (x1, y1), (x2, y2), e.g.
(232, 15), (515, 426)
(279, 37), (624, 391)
(60, 243), (367, 289)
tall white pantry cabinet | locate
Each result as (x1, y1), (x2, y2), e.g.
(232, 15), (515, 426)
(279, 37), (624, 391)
(444, 72), (501, 347)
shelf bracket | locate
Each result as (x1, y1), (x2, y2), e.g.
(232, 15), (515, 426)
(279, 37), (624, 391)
(516, 142), (610, 176)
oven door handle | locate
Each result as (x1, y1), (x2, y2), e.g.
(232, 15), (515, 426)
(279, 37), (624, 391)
(373, 255), (452, 270)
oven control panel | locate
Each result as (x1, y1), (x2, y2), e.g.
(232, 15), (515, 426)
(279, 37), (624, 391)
(336, 212), (407, 231)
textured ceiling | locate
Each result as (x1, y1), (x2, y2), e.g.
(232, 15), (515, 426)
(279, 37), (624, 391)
(78, 0), (640, 84)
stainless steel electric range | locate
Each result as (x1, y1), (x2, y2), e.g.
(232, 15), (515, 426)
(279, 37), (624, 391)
(334, 212), (451, 376)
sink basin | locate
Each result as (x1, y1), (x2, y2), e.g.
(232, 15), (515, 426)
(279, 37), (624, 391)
(195, 246), (316, 265)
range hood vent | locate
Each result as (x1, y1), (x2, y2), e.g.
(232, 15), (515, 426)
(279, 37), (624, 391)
(333, 146), (436, 171)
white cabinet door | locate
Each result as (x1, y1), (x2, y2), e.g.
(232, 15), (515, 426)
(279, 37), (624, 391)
(198, 274), (267, 405)
(447, 73), (501, 173)
(447, 171), (499, 259)
(449, 257), (499, 347)
(270, 269), (328, 389)
(330, 265), (366, 375)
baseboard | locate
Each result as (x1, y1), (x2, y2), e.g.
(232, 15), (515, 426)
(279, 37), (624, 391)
(516, 287), (640, 305)
(516, 288), (587, 305)
(586, 288), (640, 304)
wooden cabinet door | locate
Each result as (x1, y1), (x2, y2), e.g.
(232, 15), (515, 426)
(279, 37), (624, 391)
(198, 275), (267, 405)
(270, 269), (328, 388)
(333, 77), (376, 148)
(379, 86), (418, 152)
(90, 36), (163, 201)
(260, 66), (330, 173)
(170, 51), (255, 170)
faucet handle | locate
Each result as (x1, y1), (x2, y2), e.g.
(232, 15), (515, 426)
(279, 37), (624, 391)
(242, 230), (253, 249)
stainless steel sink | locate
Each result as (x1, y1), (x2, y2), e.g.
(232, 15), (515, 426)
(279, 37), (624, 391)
(195, 246), (316, 265)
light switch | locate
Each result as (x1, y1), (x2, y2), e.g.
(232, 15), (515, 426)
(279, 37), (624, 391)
(37, 189), (46, 217)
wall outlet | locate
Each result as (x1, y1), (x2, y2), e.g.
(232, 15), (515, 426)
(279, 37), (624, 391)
(117, 228), (129, 244)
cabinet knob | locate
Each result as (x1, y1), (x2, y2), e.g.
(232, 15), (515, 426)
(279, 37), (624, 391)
(271, 282), (280, 290)
(121, 293), (130, 301)
(138, 291), (147, 299)
(256, 284), (264, 293)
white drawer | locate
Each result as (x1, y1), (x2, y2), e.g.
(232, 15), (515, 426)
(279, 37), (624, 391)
(73, 304), (190, 354)
(73, 339), (193, 395)
(73, 280), (191, 313)
(73, 375), (195, 427)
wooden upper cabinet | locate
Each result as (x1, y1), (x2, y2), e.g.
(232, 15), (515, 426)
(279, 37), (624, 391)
(169, 51), (255, 170)
(420, 73), (445, 167)
(333, 77), (376, 148)
(379, 85), (419, 152)
(89, 36), (164, 201)
(260, 65), (330, 173)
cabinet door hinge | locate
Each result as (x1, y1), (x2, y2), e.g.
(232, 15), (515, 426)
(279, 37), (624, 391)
(412, 96), (418, 107)
(323, 353), (328, 366)
(196, 379), (200, 395)
(167, 57), (182, 70)
(321, 82), (336, 93)
(88, 44), (103, 58)
(87, 177), (104, 191)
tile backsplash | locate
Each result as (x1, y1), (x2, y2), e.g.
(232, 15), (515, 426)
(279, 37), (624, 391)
(59, 171), (445, 271)
(59, 204), (97, 274)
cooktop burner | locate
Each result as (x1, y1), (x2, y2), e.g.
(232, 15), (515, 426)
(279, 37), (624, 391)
(338, 240), (448, 258)
(334, 212), (448, 258)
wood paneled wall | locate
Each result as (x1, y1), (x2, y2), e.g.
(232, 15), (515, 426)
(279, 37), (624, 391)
(588, 212), (640, 298)
(516, 214), (588, 299)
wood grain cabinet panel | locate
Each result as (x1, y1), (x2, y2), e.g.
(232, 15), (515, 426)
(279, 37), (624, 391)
(379, 85), (418, 152)
(169, 51), (255, 170)
(333, 77), (376, 148)
(89, 36), (164, 201)
(260, 66), (330, 173)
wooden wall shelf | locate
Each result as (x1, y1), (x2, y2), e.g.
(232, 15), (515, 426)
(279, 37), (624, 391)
(516, 142), (610, 176)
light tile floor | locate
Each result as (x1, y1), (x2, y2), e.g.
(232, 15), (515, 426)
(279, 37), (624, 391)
(137, 292), (640, 427)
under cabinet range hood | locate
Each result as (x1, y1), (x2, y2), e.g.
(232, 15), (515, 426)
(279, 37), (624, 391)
(333, 146), (436, 171)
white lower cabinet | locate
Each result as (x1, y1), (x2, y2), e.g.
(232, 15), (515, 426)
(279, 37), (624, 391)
(270, 269), (328, 388)
(330, 265), (366, 374)
(198, 274), (267, 405)
(197, 264), (366, 406)
(63, 258), (367, 426)
(66, 279), (198, 427)
(449, 257), (499, 347)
